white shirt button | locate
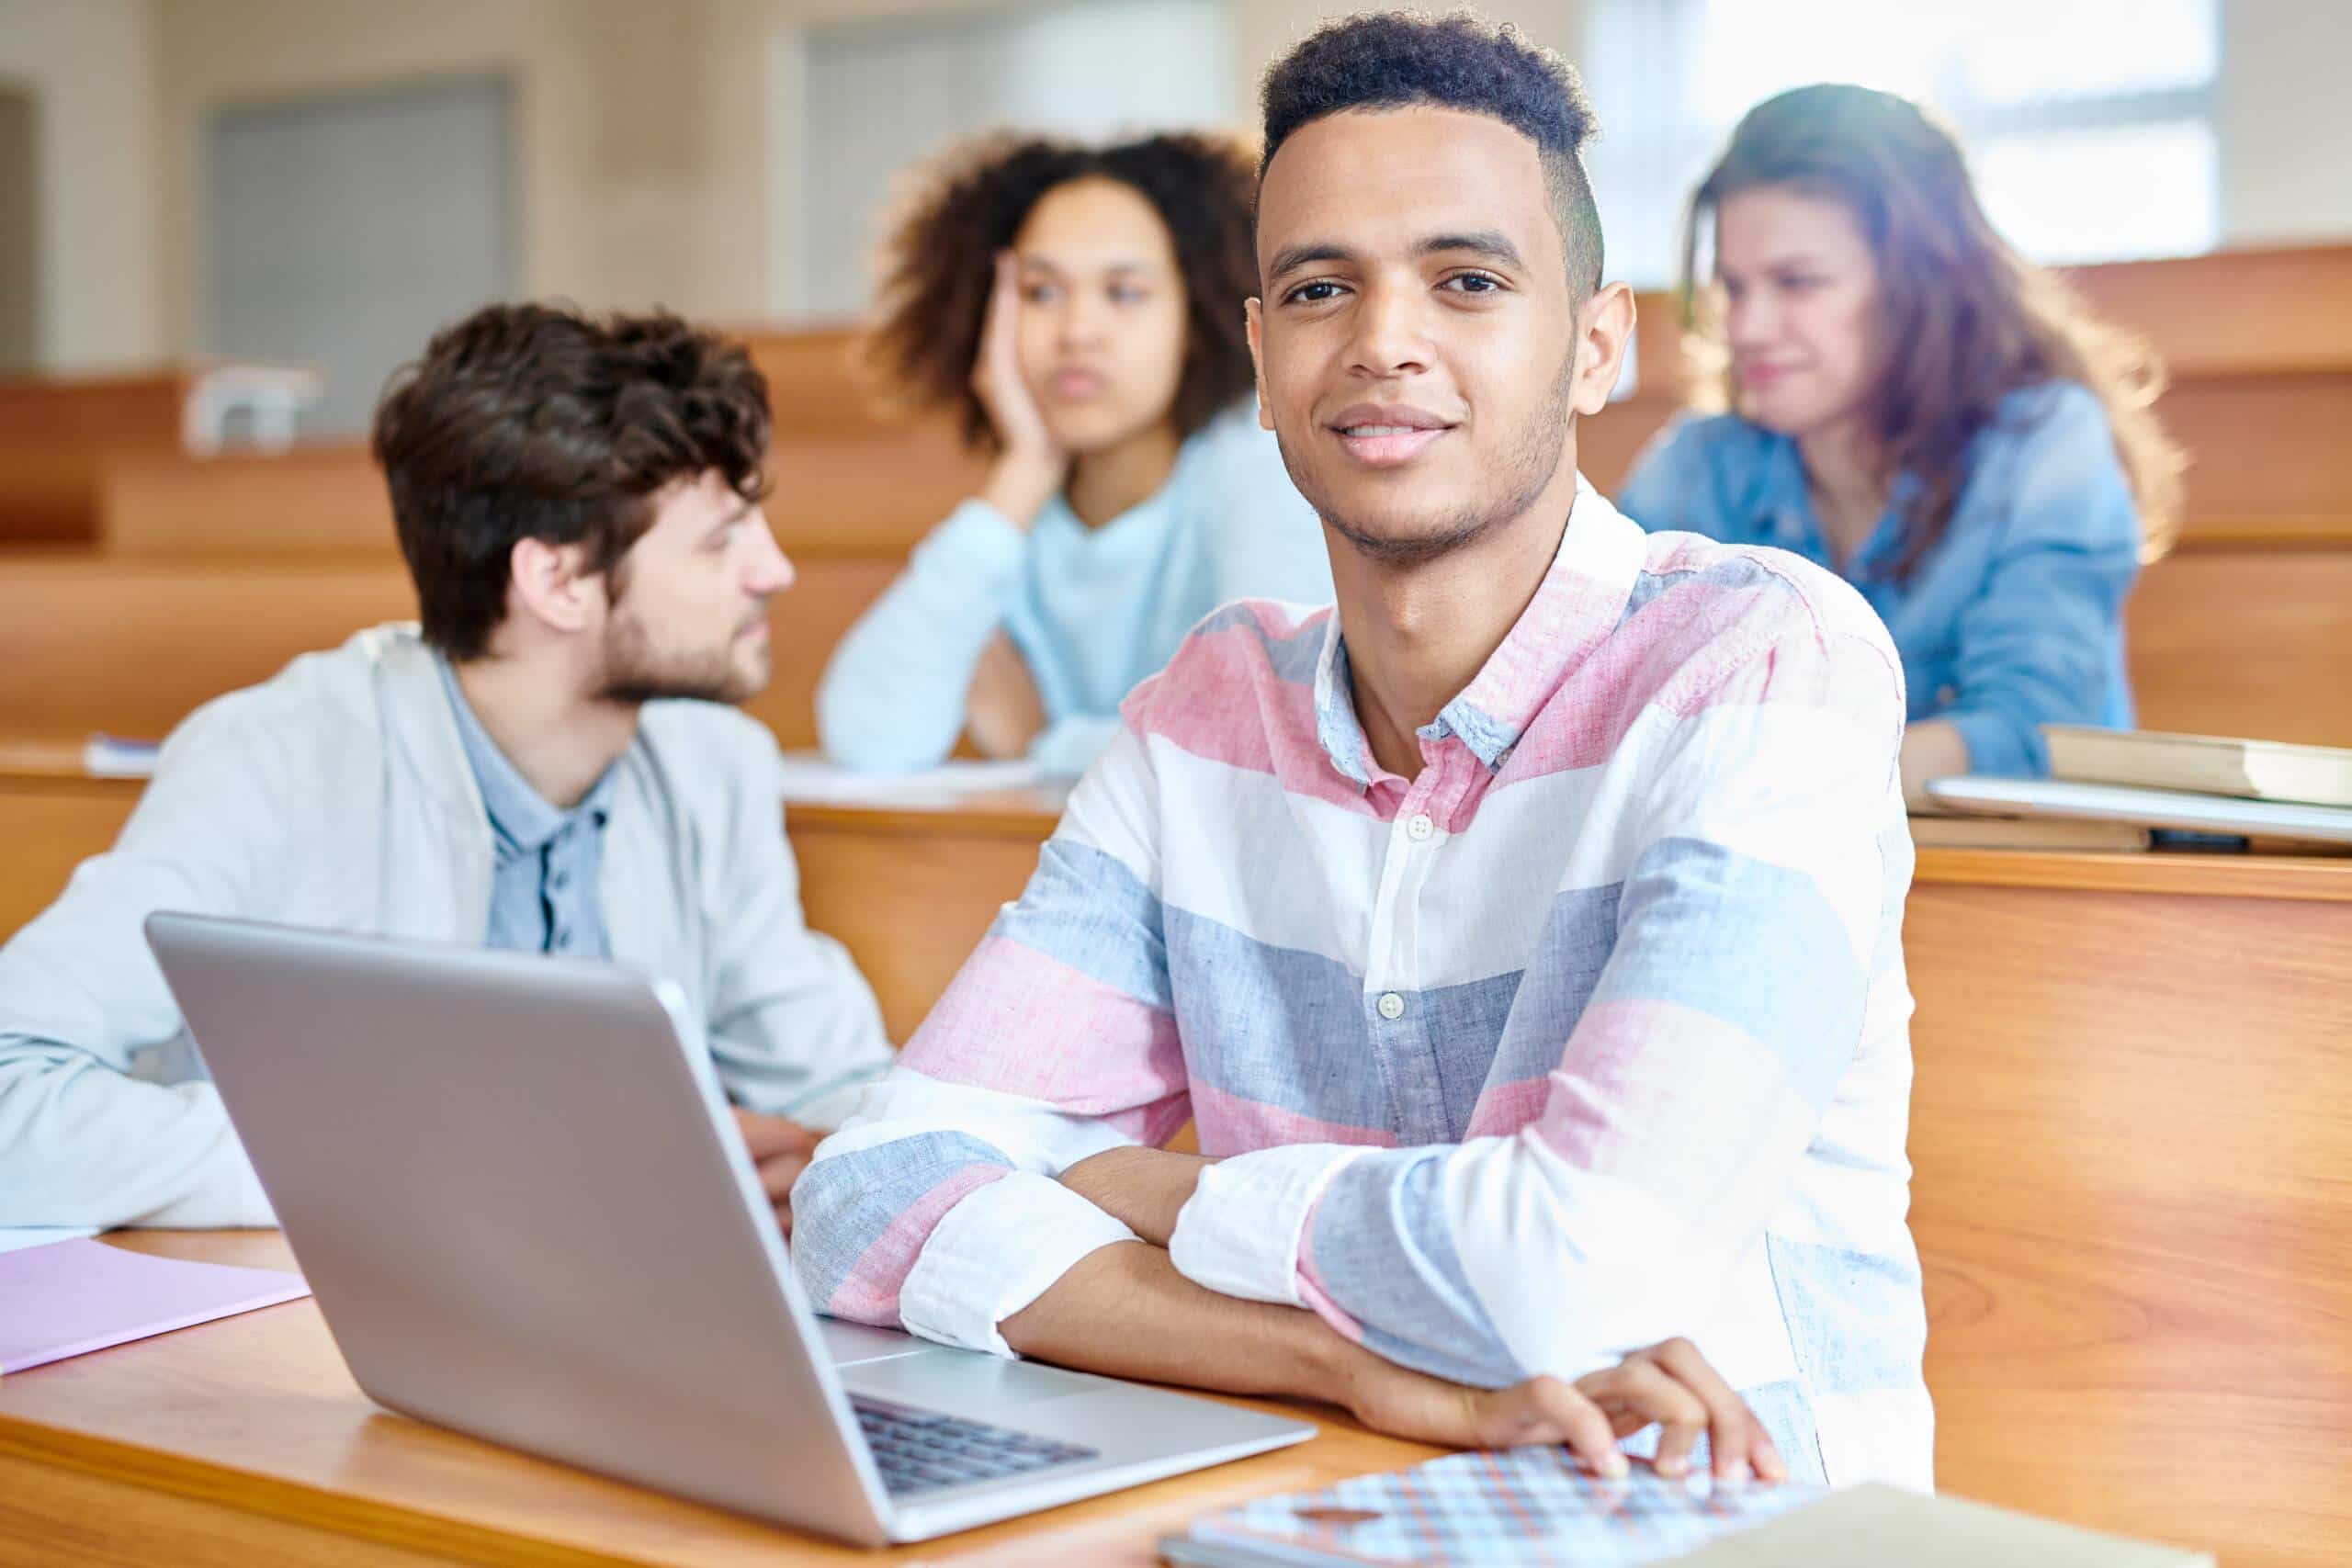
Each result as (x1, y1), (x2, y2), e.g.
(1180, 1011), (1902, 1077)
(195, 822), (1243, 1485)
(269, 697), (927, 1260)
(1376, 991), (1407, 1021)
(1407, 813), (1434, 841)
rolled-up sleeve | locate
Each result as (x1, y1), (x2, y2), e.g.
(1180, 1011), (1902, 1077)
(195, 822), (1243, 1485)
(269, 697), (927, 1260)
(790, 723), (1193, 1353)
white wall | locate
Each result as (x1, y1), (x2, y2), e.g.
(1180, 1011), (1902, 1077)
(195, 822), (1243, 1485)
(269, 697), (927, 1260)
(151, 0), (785, 355)
(1232, 0), (1588, 130)
(2217, 0), (2352, 245)
(0, 0), (163, 372)
(8, 0), (2352, 371)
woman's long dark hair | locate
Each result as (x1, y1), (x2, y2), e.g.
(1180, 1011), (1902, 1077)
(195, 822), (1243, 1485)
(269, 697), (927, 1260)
(860, 131), (1261, 455)
(1676, 84), (2185, 576)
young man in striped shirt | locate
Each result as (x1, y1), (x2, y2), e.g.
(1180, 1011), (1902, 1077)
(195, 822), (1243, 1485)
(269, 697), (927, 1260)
(795, 13), (1928, 1486)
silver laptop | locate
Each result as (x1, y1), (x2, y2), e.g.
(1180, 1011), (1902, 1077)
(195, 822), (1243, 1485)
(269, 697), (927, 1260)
(144, 912), (1313, 1547)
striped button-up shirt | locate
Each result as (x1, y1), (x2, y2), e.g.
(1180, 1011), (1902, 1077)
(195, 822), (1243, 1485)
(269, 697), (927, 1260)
(794, 481), (1932, 1489)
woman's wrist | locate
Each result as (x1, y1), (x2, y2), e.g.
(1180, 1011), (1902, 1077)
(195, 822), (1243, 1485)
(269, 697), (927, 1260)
(981, 447), (1067, 529)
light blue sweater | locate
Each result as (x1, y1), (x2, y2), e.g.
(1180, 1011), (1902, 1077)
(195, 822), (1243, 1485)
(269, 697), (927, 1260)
(817, 405), (1333, 775)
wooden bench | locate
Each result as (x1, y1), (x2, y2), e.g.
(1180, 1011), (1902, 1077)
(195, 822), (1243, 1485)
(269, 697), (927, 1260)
(0, 555), (899, 750)
(2130, 536), (2352, 745)
(95, 432), (981, 561)
(2059, 245), (2352, 378)
(0, 363), (318, 545)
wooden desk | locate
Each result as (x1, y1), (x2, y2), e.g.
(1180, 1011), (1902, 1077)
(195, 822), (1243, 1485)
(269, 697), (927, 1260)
(4, 785), (2345, 1564)
(0, 1231), (1435, 1566)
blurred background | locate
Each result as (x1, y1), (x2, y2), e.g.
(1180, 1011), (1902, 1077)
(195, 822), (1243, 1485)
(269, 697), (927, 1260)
(3, 0), (2344, 433)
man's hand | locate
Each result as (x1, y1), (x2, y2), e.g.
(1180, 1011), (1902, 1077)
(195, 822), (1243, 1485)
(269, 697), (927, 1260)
(965, 632), (1049, 760)
(1001, 1247), (1782, 1484)
(732, 1109), (822, 1237)
(1057, 1145), (1213, 1247)
(1336, 1336), (1786, 1483)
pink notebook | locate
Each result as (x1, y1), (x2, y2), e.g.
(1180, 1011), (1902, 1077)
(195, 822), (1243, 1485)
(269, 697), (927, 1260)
(0, 1238), (310, 1373)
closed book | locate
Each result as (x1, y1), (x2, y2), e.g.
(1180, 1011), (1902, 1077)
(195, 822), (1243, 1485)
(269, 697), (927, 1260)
(2043, 726), (2352, 807)
(1668, 1483), (2213, 1567)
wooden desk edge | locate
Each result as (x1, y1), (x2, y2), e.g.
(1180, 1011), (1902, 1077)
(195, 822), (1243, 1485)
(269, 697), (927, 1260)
(784, 794), (1070, 840)
(12, 762), (2352, 900)
(0, 1414), (622, 1568)
(1911, 845), (2352, 901)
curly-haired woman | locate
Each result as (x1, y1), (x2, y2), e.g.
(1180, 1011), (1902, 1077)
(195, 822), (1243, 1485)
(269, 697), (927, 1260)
(1619, 85), (2185, 796)
(817, 133), (1331, 774)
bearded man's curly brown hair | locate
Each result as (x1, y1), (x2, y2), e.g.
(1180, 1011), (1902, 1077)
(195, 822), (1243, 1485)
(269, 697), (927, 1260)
(861, 132), (1261, 454)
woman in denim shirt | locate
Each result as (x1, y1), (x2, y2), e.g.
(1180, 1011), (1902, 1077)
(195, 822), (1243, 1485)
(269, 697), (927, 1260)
(1618, 85), (2185, 797)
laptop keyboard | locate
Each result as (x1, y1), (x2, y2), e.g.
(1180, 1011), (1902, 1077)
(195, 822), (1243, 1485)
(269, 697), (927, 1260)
(851, 1396), (1098, 1496)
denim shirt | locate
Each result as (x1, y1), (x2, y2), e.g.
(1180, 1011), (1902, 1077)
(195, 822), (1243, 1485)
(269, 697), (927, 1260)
(1616, 380), (2142, 776)
(437, 657), (616, 958)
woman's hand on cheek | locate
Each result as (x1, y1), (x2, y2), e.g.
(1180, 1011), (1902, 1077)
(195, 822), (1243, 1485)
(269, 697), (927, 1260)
(974, 250), (1068, 527)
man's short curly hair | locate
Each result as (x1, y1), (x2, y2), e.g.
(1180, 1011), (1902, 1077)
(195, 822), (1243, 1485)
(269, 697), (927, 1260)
(862, 132), (1261, 454)
(1259, 10), (1605, 293)
(372, 303), (771, 660)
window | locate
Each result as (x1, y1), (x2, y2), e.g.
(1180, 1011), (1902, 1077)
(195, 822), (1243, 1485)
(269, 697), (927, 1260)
(206, 78), (514, 436)
(1581, 0), (2221, 285)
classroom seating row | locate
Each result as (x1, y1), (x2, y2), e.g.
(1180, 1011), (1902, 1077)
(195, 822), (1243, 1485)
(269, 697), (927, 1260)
(0, 764), (2345, 1567)
(3, 537), (2344, 750)
(4, 247), (2346, 759)
(55, 380), (2352, 561)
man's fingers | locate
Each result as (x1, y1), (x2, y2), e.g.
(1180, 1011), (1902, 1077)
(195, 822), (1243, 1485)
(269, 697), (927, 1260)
(733, 1110), (820, 1161)
(1510, 1378), (1626, 1479)
(1645, 1337), (1769, 1481)
(1580, 1358), (1709, 1477)
(757, 1151), (811, 1202)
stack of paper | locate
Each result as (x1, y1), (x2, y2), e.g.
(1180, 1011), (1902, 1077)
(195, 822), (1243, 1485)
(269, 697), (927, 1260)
(774, 753), (1058, 807)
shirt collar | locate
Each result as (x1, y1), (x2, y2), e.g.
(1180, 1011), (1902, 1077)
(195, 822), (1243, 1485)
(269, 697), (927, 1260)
(1310, 477), (1650, 788)
(435, 655), (615, 863)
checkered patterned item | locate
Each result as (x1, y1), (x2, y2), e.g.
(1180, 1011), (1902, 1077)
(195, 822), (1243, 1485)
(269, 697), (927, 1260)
(1176, 1449), (1825, 1566)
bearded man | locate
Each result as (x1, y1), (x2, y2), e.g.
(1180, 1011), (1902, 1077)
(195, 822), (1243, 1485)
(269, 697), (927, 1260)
(0, 304), (888, 1239)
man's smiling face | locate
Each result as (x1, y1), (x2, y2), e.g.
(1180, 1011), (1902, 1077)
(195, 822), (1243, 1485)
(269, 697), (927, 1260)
(1249, 105), (1586, 564)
